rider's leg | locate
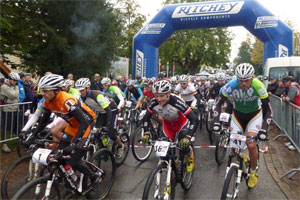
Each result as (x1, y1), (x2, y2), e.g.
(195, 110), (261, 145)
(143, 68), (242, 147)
(47, 117), (66, 148)
(247, 131), (258, 170)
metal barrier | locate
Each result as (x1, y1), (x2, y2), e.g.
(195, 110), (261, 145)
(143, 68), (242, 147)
(269, 94), (300, 179)
(0, 102), (32, 144)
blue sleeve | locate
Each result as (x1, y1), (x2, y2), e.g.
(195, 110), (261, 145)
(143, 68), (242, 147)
(18, 81), (25, 103)
(124, 87), (128, 96)
(222, 78), (238, 97)
(137, 88), (143, 101)
(102, 89), (107, 94)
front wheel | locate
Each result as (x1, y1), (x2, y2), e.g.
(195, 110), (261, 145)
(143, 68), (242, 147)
(131, 127), (153, 162)
(12, 176), (61, 200)
(221, 166), (238, 200)
(112, 133), (130, 167)
(215, 135), (228, 165)
(180, 148), (194, 191)
(142, 163), (176, 200)
(86, 148), (116, 200)
(123, 118), (132, 137)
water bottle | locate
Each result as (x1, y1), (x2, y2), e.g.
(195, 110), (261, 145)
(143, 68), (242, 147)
(64, 165), (77, 182)
(102, 137), (110, 148)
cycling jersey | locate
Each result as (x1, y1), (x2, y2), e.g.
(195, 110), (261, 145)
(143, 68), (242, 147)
(134, 80), (144, 91)
(124, 87), (143, 102)
(174, 83), (197, 107)
(103, 85), (125, 109)
(143, 89), (155, 102)
(221, 78), (268, 113)
(68, 87), (81, 101)
(143, 94), (198, 141)
(208, 82), (224, 99)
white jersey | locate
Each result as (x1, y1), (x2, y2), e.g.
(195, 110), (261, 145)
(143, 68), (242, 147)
(174, 83), (197, 102)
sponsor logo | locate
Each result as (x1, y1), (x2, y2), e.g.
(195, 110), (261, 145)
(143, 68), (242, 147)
(279, 44), (288, 57)
(254, 16), (279, 29)
(141, 23), (166, 34)
(172, 1), (244, 18)
(136, 50), (144, 77)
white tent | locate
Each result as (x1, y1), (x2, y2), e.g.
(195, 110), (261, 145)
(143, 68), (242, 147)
(196, 70), (210, 76)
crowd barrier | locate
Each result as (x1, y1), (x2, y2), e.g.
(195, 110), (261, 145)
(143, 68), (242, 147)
(0, 102), (32, 144)
(269, 94), (300, 179)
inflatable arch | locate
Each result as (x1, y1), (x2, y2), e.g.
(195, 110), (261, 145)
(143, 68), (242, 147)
(132, 0), (293, 78)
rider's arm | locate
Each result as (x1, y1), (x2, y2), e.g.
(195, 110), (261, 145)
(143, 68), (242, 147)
(104, 106), (113, 128)
(214, 94), (228, 122)
(69, 105), (90, 143)
(113, 87), (125, 109)
(22, 109), (43, 131)
(33, 109), (51, 136)
(136, 95), (145, 109)
(142, 99), (157, 132)
(137, 88), (143, 101)
(261, 97), (273, 130)
(185, 109), (198, 137)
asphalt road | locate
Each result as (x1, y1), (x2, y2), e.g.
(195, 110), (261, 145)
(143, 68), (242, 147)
(107, 125), (287, 200)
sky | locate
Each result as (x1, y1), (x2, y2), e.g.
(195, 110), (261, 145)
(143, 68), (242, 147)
(135, 0), (300, 62)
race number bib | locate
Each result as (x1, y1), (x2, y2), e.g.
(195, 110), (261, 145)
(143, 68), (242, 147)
(154, 141), (170, 157)
(220, 113), (230, 123)
(125, 101), (132, 108)
(32, 148), (52, 165)
(229, 134), (246, 149)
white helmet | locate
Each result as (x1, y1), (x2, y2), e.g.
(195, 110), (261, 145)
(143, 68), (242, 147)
(200, 76), (206, 81)
(39, 74), (64, 90)
(126, 79), (135, 87)
(61, 79), (72, 88)
(170, 76), (177, 82)
(152, 80), (172, 94)
(209, 75), (215, 80)
(75, 78), (91, 90)
(8, 72), (20, 80)
(101, 77), (111, 85)
(235, 63), (255, 80)
(179, 74), (188, 83)
(217, 74), (225, 81)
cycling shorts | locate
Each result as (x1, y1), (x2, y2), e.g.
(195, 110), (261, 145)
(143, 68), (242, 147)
(230, 109), (262, 135)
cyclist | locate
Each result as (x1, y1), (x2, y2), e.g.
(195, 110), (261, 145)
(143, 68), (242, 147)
(134, 75), (145, 91)
(61, 79), (81, 100)
(135, 79), (155, 109)
(208, 74), (225, 100)
(75, 78), (124, 150)
(174, 75), (198, 109)
(124, 80), (143, 103)
(142, 80), (198, 171)
(101, 77), (125, 113)
(170, 76), (178, 92)
(213, 63), (272, 188)
(31, 74), (100, 183)
(195, 76), (208, 99)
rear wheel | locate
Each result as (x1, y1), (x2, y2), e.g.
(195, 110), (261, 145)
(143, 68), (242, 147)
(142, 163), (176, 200)
(221, 166), (238, 200)
(206, 112), (215, 144)
(12, 176), (61, 200)
(112, 133), (130, 167)
(86, 148), (116, 200)
(131, 127), (153, 162)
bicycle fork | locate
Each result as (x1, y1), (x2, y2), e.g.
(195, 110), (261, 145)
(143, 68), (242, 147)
(164, 160), (172, 200)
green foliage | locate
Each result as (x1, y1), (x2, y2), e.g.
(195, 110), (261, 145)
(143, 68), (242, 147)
(0, 0), (122, 78)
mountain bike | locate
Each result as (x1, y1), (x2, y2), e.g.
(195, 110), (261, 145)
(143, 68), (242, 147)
(12, 146), (116, 200)
(197, 98), (206, 130)
(220, 134), (268, 200)
(205, 99), (216, 144)
(131, 116), (161, 162)
(142, 137), (194, 200)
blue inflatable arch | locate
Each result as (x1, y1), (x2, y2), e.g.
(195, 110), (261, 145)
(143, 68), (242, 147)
(132, 0), (293, 78)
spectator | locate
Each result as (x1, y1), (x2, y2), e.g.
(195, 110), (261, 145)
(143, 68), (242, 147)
(267, 76), (278, 94)
(274, 79), (286, 97)
(0, 72), (19, 152)
(67, 73), (75, 87)
(281, 76), (300, 106)
(31, 83), (43, 111)
(0, 78), (4, 87)
(44, 71), (52, 75)
(18, 73), (25, 103)
(116, 75), (126, 91)
(90, 73), (103, 91)
(24, 73), (33, 86)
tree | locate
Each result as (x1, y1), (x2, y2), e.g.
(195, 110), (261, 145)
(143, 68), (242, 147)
(0, 0), (122, 78)
(159, 0), (232, 75)
(233, 35), (253, 66)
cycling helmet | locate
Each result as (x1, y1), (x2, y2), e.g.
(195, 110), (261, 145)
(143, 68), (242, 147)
(101, 77), (111, 85)
(152, 80), (172, 94)
(39, 74), (64, 90)
(179, 74), (188, 83)
(200, 76), (207, 81)
(60, 79), (72, 88)
(170, 76), (177, 83)
(8, 72), (20, 80)
(235, 63), (255, 80)
(75, 78), (91, 90)
(209, 75), (215, 80)
(217, 74), (225, 81)
(148, 79), (155, 85)
(126, 79), (135, 87)
(151, 77), (157, 82)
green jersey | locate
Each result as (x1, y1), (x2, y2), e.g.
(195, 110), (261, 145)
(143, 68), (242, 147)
(68, 87), (81, 100)
(104, 86), (124, 105)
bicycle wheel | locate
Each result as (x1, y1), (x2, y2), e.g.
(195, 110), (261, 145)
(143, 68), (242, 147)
(221, 166), (238, 200)
(215, 135), (228, 165)
(142, 163), (176, 200)
(198, 110), (203, 130)
(180, 149), (194, 191)
(112, 132), (130, 167)
(86, 148), (116, 200)
(131, 126), (153, 162)
(16, 140), (29, 158)
(12, 176), (61, 200)
(1, 154), (39, 200)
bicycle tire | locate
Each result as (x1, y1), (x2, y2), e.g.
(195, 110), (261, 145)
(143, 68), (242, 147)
(131, 126), (153, 162)
(11, 176), (61, 200)
(142, 162), (176, 200)
(198, 110), (203, 130)
(86, 148), (116, 200)
(215, 135), (227, 165)
(16, 140), (29, 158)
(180, 148), (195, 191)
(221, 166), (238, 200)
(1, 154), (34, 200)
(112, 132), (130, 167)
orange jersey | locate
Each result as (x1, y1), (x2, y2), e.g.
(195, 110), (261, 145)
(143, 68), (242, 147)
(43, 91), (96, 137)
